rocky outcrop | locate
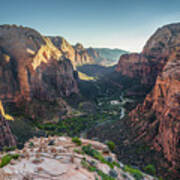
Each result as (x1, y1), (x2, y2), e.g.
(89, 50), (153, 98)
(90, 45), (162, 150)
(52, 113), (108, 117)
(116, 23), (180, 96)
(116, 54), (156, 87)
(74, 43), (95, 66)
(48, 37), (94, 67)
(129, 48), (180, 175)
(0, 101), (16, 149)
(47, 36), (76, 66)
(0, 25), (78, 119)
(116, 23), (180, 177)
(0, 136), (155, 180)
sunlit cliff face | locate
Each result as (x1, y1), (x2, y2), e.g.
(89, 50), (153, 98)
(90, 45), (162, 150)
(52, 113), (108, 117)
(0, 25), (78, 103)
(0, 101), (14, 121)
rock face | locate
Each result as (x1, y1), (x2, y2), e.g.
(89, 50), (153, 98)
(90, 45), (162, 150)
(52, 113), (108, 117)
(0, 136), (155, 180)
(116, 23), (180, 176)
(0, 25), (78, 119)
(115, 53), (153, 96)
(0, 101), (16, 149)
(48, 37), (94, 67)
(129, 48), (180, 174)
(116, 54), (155, 88)
(74, 43), (95, 66)
(116, 23), (180, 96)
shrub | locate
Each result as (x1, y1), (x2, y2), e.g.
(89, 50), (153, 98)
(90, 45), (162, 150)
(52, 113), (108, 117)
(158, 177), (163, 180)
(106, 141), (115, 151)
(123, 165), (143, 180)
(72, 137), (82, 146)
(82, 144), (105, 163)
(143, 164), (156, 175)
(3, 146), (16, 152)
(96, 169), (115, 180)
(81, 144), (119, 169)
(29, 142), (34, 148)
(81, 159), (89, 169)
(81, 159), (115, 180)
(0, 154), (19, 168)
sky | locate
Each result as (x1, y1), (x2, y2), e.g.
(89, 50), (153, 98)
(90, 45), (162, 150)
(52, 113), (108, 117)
(1, 0), (180, 52)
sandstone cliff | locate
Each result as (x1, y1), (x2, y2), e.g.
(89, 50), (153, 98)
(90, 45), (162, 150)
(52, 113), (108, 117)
(116, 23), (180, 177)
(74, 43), (95, 66)
(0, 25), (78, 119)
(129, 46), (180, 176)
(116, 23), (180, 96)
(48, 36), (95, 67)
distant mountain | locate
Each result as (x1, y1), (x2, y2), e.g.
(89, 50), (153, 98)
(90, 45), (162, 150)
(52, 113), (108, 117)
(87, 47), (129, 66)
(48, 36), (128, 67)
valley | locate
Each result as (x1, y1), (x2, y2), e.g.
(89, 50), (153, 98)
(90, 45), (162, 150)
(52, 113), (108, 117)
(0, 23), (179, 180)
(35, 91), (134, 138)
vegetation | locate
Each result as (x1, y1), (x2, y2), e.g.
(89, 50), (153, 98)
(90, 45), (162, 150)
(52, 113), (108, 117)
(81, 159), (115, 180)
(0, 154), (19, 168)
(73, 148), (83, 154)
(106, 141), (115, 151)
(35, 115), (96, 137)
(96, 169), (115, 180)
(10, 117), (38, 148)
(3, 146), (16, 152)
(72, 137), (82, 146)
(135, 144), (150, 154)
(143, 164), (156, 175)
(81, 144), (120, 169)
(123, 165), (144, 180)
(29, 142), (34, 148)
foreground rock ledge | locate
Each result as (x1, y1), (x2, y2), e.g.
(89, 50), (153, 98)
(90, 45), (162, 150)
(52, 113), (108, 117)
(0, 136), (155, 180)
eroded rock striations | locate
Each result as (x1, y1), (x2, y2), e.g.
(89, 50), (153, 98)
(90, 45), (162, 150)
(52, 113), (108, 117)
(130, 47), (180, 175)
(117, 23), (180, 176)
(0, 25), (78, 119)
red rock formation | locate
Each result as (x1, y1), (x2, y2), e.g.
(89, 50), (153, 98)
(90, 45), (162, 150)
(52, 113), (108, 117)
(117, 23), (180, 177)
(74, 43), (95, 66)
(0, 101), (16, 149)
(116, 53), (151, 85)
(0, 25), (78, 119)
(130, 49), (180, 173)
(116, 23), (180, 96)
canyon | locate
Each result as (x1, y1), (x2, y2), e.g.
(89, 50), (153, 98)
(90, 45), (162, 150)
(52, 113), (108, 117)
(0, 23), (179, 179)
(88, 23), (180, 179)
(118, 24), (180, 174)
